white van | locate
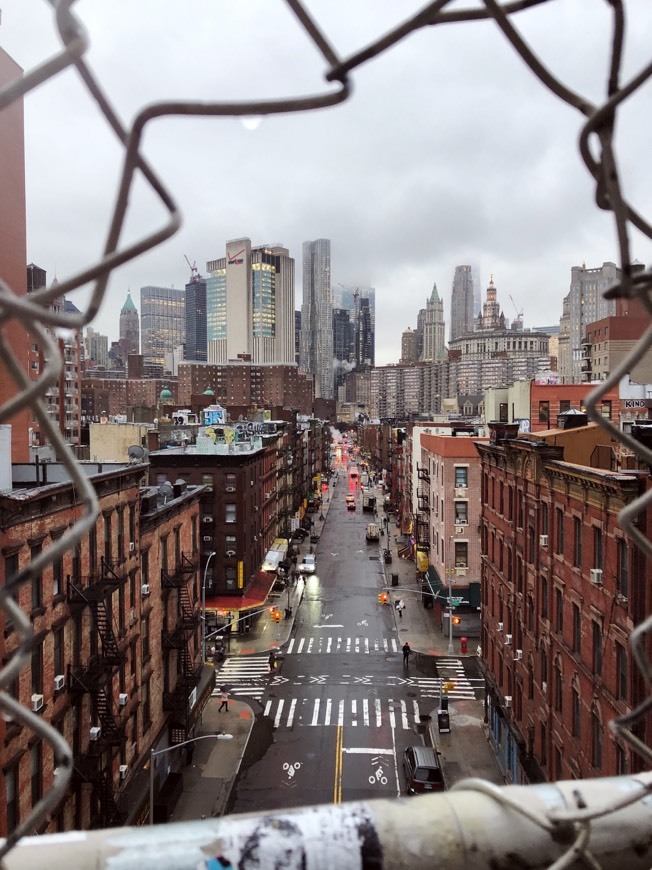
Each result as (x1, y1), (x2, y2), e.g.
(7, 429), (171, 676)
(365, 523), (380, 542)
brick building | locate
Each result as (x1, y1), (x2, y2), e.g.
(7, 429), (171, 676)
(476, 422), (650, 784)
(0, 462), (208, 834)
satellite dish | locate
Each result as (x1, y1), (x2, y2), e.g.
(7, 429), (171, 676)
(174, 478), (186, 486)
(128, 445), (145, 462)
(158, 482), (174, 503)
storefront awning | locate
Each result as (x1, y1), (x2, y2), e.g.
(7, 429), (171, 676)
(425, 565), (445, 600)
(205, 570), (277, 613)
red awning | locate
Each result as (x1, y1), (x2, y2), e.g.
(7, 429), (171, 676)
(205, 570), (277, 613)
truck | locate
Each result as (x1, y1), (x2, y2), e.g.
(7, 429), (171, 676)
(362, 493), (376, 513)
(366, 523), (380, 542)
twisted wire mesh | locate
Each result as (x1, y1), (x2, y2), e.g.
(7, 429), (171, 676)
(0, 0), (650, 864)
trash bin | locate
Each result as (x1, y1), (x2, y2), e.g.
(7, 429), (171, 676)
(437, 710), (450, 733)
(391, 573), (399, 587)
(440, 695), (449, 712)
(460, 636), (468, 655)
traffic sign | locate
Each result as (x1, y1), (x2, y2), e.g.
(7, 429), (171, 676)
(449, 597), (463, 606)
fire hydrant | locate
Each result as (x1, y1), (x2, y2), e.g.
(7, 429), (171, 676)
(460, 636), (468, 655)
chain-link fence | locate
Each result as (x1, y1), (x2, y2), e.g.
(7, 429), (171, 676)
(1, 1), (651, 865)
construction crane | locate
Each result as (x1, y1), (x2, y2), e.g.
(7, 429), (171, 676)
(184, 255), (200, 282)
(509, 294), (524, 325)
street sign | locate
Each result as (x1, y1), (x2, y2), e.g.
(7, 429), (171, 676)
(449, 597), (463, 606)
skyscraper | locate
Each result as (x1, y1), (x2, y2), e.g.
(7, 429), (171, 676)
(300, 239), (333, 399)
(565, 261), (621, 382)
(206, 238), (295, 365)
(119, 291), (140, 356)
(419, 283), (446, 362)
(140, 286), (185, 368)
(450, 265), (475, 342)
(333, 307), (354, 396)
(185, 272), (207, 361)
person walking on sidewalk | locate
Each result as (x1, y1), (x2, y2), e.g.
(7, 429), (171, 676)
(395, 599), (405, 619)
(402, 642), (412, 666)
(218, 687), (229, 712)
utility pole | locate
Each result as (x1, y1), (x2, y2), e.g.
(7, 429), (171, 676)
(447, 535), (454, 655)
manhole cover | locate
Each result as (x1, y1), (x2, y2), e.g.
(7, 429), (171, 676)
(407, 692), (418, 698)
(369, 556), (380, 561)
(385, 655), (397, 662)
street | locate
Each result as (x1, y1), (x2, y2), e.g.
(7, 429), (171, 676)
(223, 477), (484, 814)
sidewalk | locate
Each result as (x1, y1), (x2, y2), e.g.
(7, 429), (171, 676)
(173, 489), (502, 822)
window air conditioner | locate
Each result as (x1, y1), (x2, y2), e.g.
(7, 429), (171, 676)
(129, 541), (135, 552)
(119, 693), (128, 706)
(203, 535), (212, 543)
(515, 649), (523, 661)
(226, 550), (236, 557)
(455, 526), (464, 535)
(89, 726), (102, 741)
(539, 534), (548, 547)
(504, 696), (512, 708)
(203, 516), (214, 524)
(541, 681), (547, 693)
(141, 583), (150, 597)
(505, 634), (512, 645)
(119, 764), (129, 780)
(590, 568), (603, 585)
(31, 693), (44, 712)
(497, 622), (503, 632)
(54, 674), (65, 691)
(455, 567), (467, 577)
(225, 487), (235, 493)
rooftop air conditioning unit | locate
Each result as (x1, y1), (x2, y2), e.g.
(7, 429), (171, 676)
(54, 674), (65, 691)
(31, 693), (44, 712)
(590, 568), (603, 585)
(504, 696), (512, 709)
(119, 693), (128, 707)
(505, 634), (512, 645)
(89, 726), (101, 741)
(225, 486), (235, 493)
(203, 516), (214, 524)
(497, 622), (503, 632)
(539, 534), (548, 547)
(119, 764), (129, 780)
(141, 583), (150, 597)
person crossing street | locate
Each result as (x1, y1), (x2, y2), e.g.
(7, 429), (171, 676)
(402, 642), (412, 666)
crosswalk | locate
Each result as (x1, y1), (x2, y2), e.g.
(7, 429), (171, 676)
(285, 637), (400, 655)
(263, 696), (424, 730)
(212, 653), (271, 701)
(428, 657), (484, 700)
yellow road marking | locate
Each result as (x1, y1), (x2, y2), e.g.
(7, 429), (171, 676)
(333, 724), (343, 804)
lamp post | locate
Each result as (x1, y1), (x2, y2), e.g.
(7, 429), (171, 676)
(149, 733), (228, 825)
(201, 551), (216, 663)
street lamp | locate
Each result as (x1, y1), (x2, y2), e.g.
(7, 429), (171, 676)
(149, 733), (230, 825)
(201, 551), (217, 663)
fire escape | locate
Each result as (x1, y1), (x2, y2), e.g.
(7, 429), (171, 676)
(161, 554), (202, 745)
(416, 464), (431, 554)
(67, 558), (127, 828)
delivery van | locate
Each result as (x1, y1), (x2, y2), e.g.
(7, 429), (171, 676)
(365, 523), (380, 542)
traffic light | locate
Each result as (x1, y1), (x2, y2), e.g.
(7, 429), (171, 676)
(378, 592), (389, 605)
(452, 616), (462, 625)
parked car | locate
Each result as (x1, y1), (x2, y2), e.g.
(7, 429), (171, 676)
(298, 554), (317, 574)
(403, 746), (445, 795)
(310, 533), (319, 544)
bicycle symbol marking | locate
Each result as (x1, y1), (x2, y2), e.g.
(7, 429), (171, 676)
(283, 762), (301, 778)
(369, 766), (388, 785)
(357, 619), (368, 626)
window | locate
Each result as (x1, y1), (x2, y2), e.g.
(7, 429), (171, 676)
(553, 745), (563, 781)
(32, 641), (43, 695)
(6, 765), (18, 834)
(225, 566), (237, 589)
(591, 707), (602, 768)
(141, 613), (150, 659)
(89, 525), (97, 571)
(129, 502), (136, 546)
(571, 685), (581, 738)
(540, 721), (547, 766)
(555, 587), (563, 633)
(554, 658), (563, 712)
(573, 516), (582, 568)
(454, 466), (468, 488)
(31, 742), (42, 806)
(225, 535), (237, 556)
(540, 643), (548, 685)
(192, 514), (198, 553)
(592, 620), (603, 676)
(517, 491), (524, 528)
(225, 504), (237, 524)
(160, 535), (168, 573)
(601, 400), (612, 420)
(538, 400), (550, 424)
(616, 743), (627, 775)
(31, 542), (42, 610)
(507, 486), (513, 522)
(616, 539), (629, 598)
(593, 527), (603, 570)
(225, 473), (237, 490)
(527, 660), (534, 699)
(540, 575), (548, 620)
(572, 603), (581, 652)
(499, 402), (508, 423)
(499, 483), (504, 515)
(141, 549), (149, 586)
(555, 508), (565, 556)
(72, 542), (81, 583)
(117, 508), (124, 561)
(454, 541), (468, 568)
(103, 513), (112, 564)
(54, 626), (64, 677)
(454, 501), (468, 524)
(142, 677), (151, 727)
(540, 502), (549, 536)
(559, 400), (571, 413)
(202, 472), (214, 491)
(52, 552), (63, 597)
(616, 642), (628, 701)
(174, 527), (181, 566)
(4, 552), (19, 630)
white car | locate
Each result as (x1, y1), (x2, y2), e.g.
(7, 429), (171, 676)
(298, 554), (316, 574)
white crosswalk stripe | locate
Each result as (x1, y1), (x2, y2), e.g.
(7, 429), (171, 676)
(213, 654), (271, 700)
(286, 636), (400, 655)
(264, 697), (425, 730)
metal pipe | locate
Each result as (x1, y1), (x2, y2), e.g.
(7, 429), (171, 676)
(201, 551), (216, 664)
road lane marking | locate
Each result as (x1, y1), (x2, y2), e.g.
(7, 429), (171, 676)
(342, 748), (393, 754)
(287, 698), (297, 728)
(412, 699), (420, 724)
(264, 699), (272, 717)
(325, 698), (332, 726)
(286, 639), (295, 654)
(327, 636), (332, 653)
(333, 725), (343, 804)
(375, 698), (382, 727)
(297, 638), (305, 654)
(307, 638), (314, 654)
(400, 700), (409, 730)
(338, 699), (345, 726)
(389, 700), (396, 730)
(364, 638), (369, 654)
(351, 698), (357, 726)
(391, 722), (400, 797)
(311, 698), (320, 726)
(363, 698), (369, 727)
(274, 699), (284, 729)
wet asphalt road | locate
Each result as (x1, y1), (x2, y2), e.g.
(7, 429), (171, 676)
(227, 478), (445, 814)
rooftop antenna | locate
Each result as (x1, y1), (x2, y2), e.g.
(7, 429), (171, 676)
(158, 481), (174, 504)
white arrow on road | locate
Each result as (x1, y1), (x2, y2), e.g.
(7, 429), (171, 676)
(386, 676), (414, 685)
(271, 675), (289, 685)
(309, 675), (328, 683)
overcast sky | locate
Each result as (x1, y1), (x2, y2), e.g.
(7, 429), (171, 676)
(2, 1), (651, 365)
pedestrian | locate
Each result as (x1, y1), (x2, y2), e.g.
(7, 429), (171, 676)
(218, 687), (229, 712)
(402, 642), (412, 666)
(395, 599), (405, 619)
(268, 651), (277, 673)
